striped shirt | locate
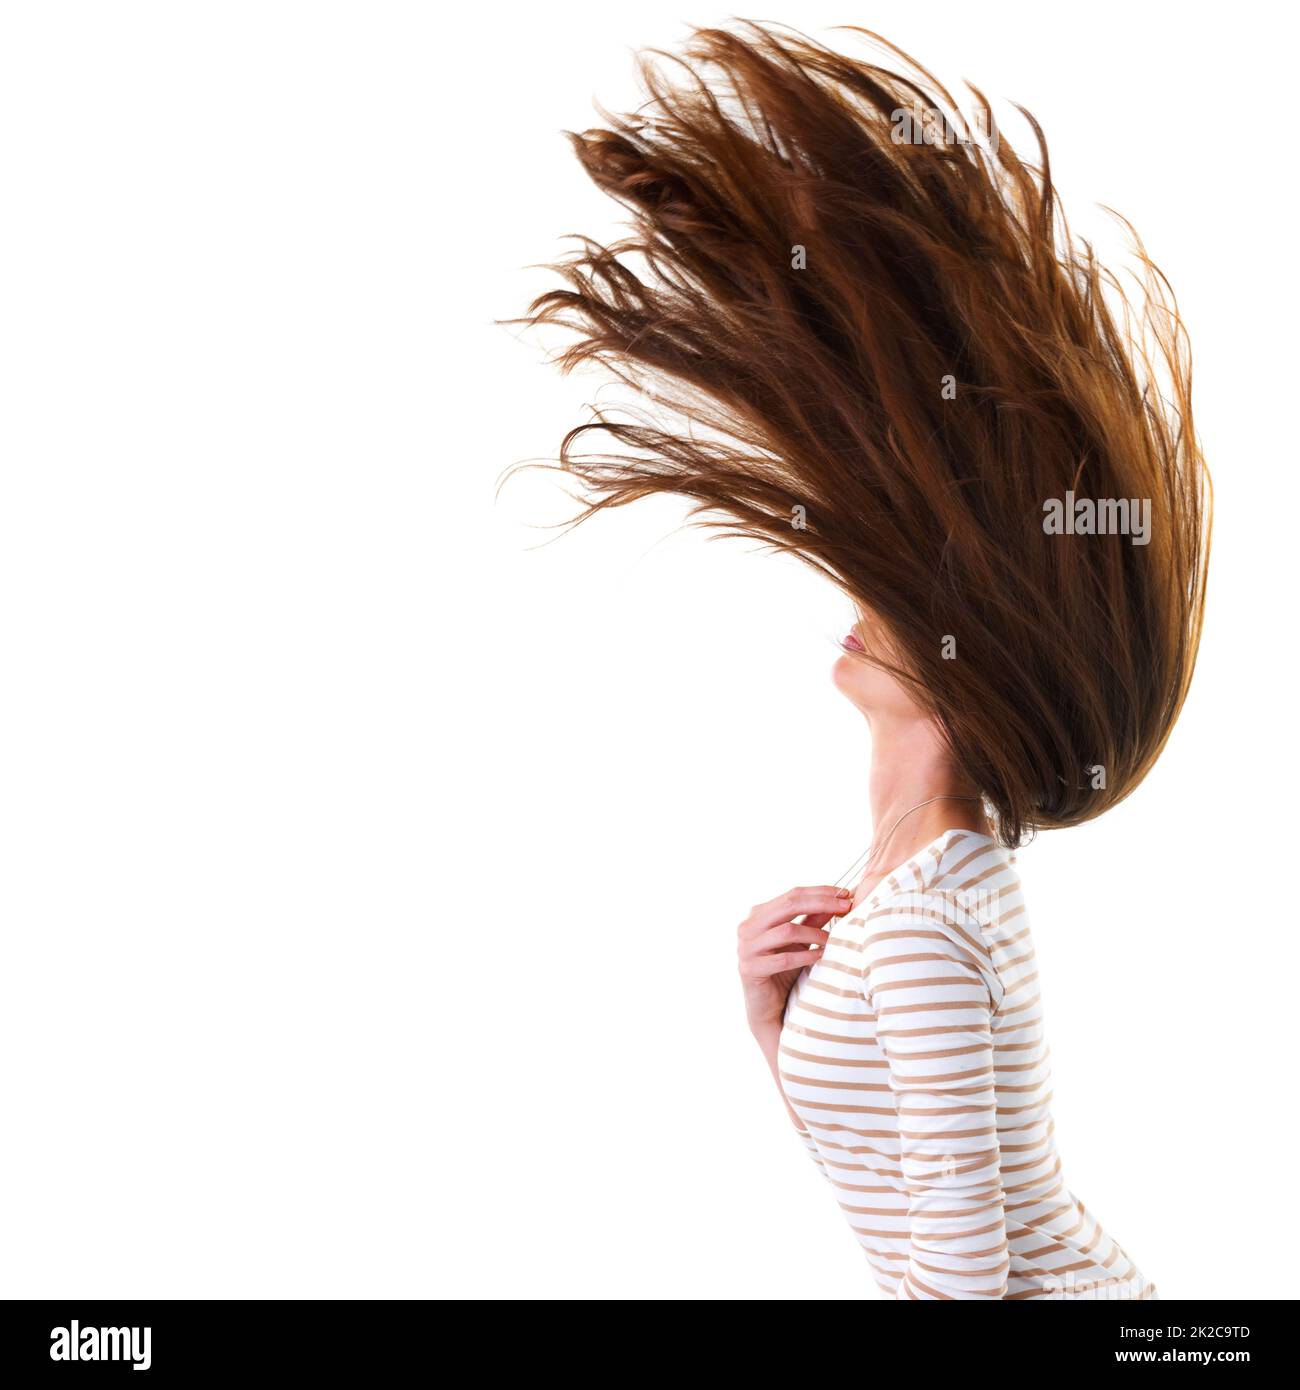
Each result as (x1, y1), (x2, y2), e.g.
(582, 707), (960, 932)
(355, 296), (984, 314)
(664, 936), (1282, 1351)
(778, 828), (1158, 1300)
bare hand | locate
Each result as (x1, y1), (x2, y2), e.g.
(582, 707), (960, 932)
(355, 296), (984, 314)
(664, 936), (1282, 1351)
(736, 885), (855, 1035)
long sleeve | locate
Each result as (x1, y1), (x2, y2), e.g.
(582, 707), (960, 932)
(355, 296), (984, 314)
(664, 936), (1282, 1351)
(859, 894), (1010, 1299)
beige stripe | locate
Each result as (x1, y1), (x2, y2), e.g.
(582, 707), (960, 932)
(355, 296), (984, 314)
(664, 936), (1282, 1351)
(781, 1021), (880, 1045)
(778, 1043), (888, 1069)
(779, 1068), (892, 1094)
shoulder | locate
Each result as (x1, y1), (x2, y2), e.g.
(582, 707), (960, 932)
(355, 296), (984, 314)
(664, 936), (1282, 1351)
(856, 876), (1004, 1014)
(931, 828), (1022, 903)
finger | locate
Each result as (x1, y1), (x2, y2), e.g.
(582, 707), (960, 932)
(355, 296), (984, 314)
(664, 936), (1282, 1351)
(744, 887), (853, 933)
(749, 947), (824, 977)
(753, 922), (833, 954)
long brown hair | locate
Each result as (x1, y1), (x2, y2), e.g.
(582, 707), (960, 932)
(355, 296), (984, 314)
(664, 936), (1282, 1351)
(512, 21), (1211, 847)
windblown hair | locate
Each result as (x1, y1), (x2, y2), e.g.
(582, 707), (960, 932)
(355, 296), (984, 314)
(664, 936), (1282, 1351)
(515, 21), (1211, 847)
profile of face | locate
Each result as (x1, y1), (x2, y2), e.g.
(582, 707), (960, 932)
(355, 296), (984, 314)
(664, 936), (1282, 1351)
(831, 607), (925, 722)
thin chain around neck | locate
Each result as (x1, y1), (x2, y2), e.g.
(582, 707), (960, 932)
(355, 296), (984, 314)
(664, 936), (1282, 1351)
(833, 793), (984, 892)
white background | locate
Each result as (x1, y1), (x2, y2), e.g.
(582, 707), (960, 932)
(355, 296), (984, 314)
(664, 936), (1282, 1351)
(0, 1), (1294, 1299)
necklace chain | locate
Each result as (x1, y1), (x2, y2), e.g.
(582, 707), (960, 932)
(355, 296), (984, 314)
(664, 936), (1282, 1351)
(833, 794), (984, 893)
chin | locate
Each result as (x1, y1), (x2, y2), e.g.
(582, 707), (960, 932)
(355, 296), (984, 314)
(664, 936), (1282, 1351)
(832, 651), (875, 713)
(833, 648), (911, 719)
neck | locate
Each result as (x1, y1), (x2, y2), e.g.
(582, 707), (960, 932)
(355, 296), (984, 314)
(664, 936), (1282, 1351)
(858, 713), (989, 892)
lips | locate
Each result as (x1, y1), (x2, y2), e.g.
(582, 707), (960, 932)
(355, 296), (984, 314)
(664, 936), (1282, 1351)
(841, 631), (866, 652)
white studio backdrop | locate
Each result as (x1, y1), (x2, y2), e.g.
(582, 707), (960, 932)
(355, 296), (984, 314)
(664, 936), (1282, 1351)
(0, 1), (1293, 1298)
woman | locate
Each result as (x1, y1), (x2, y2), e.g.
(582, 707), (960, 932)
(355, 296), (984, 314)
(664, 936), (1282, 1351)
(738, 608), (1160, 1299)
(517, 21), (1208, 1299)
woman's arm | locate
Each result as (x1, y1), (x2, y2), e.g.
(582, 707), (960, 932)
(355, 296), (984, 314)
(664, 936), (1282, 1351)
(860, 894), (1010, 1299)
